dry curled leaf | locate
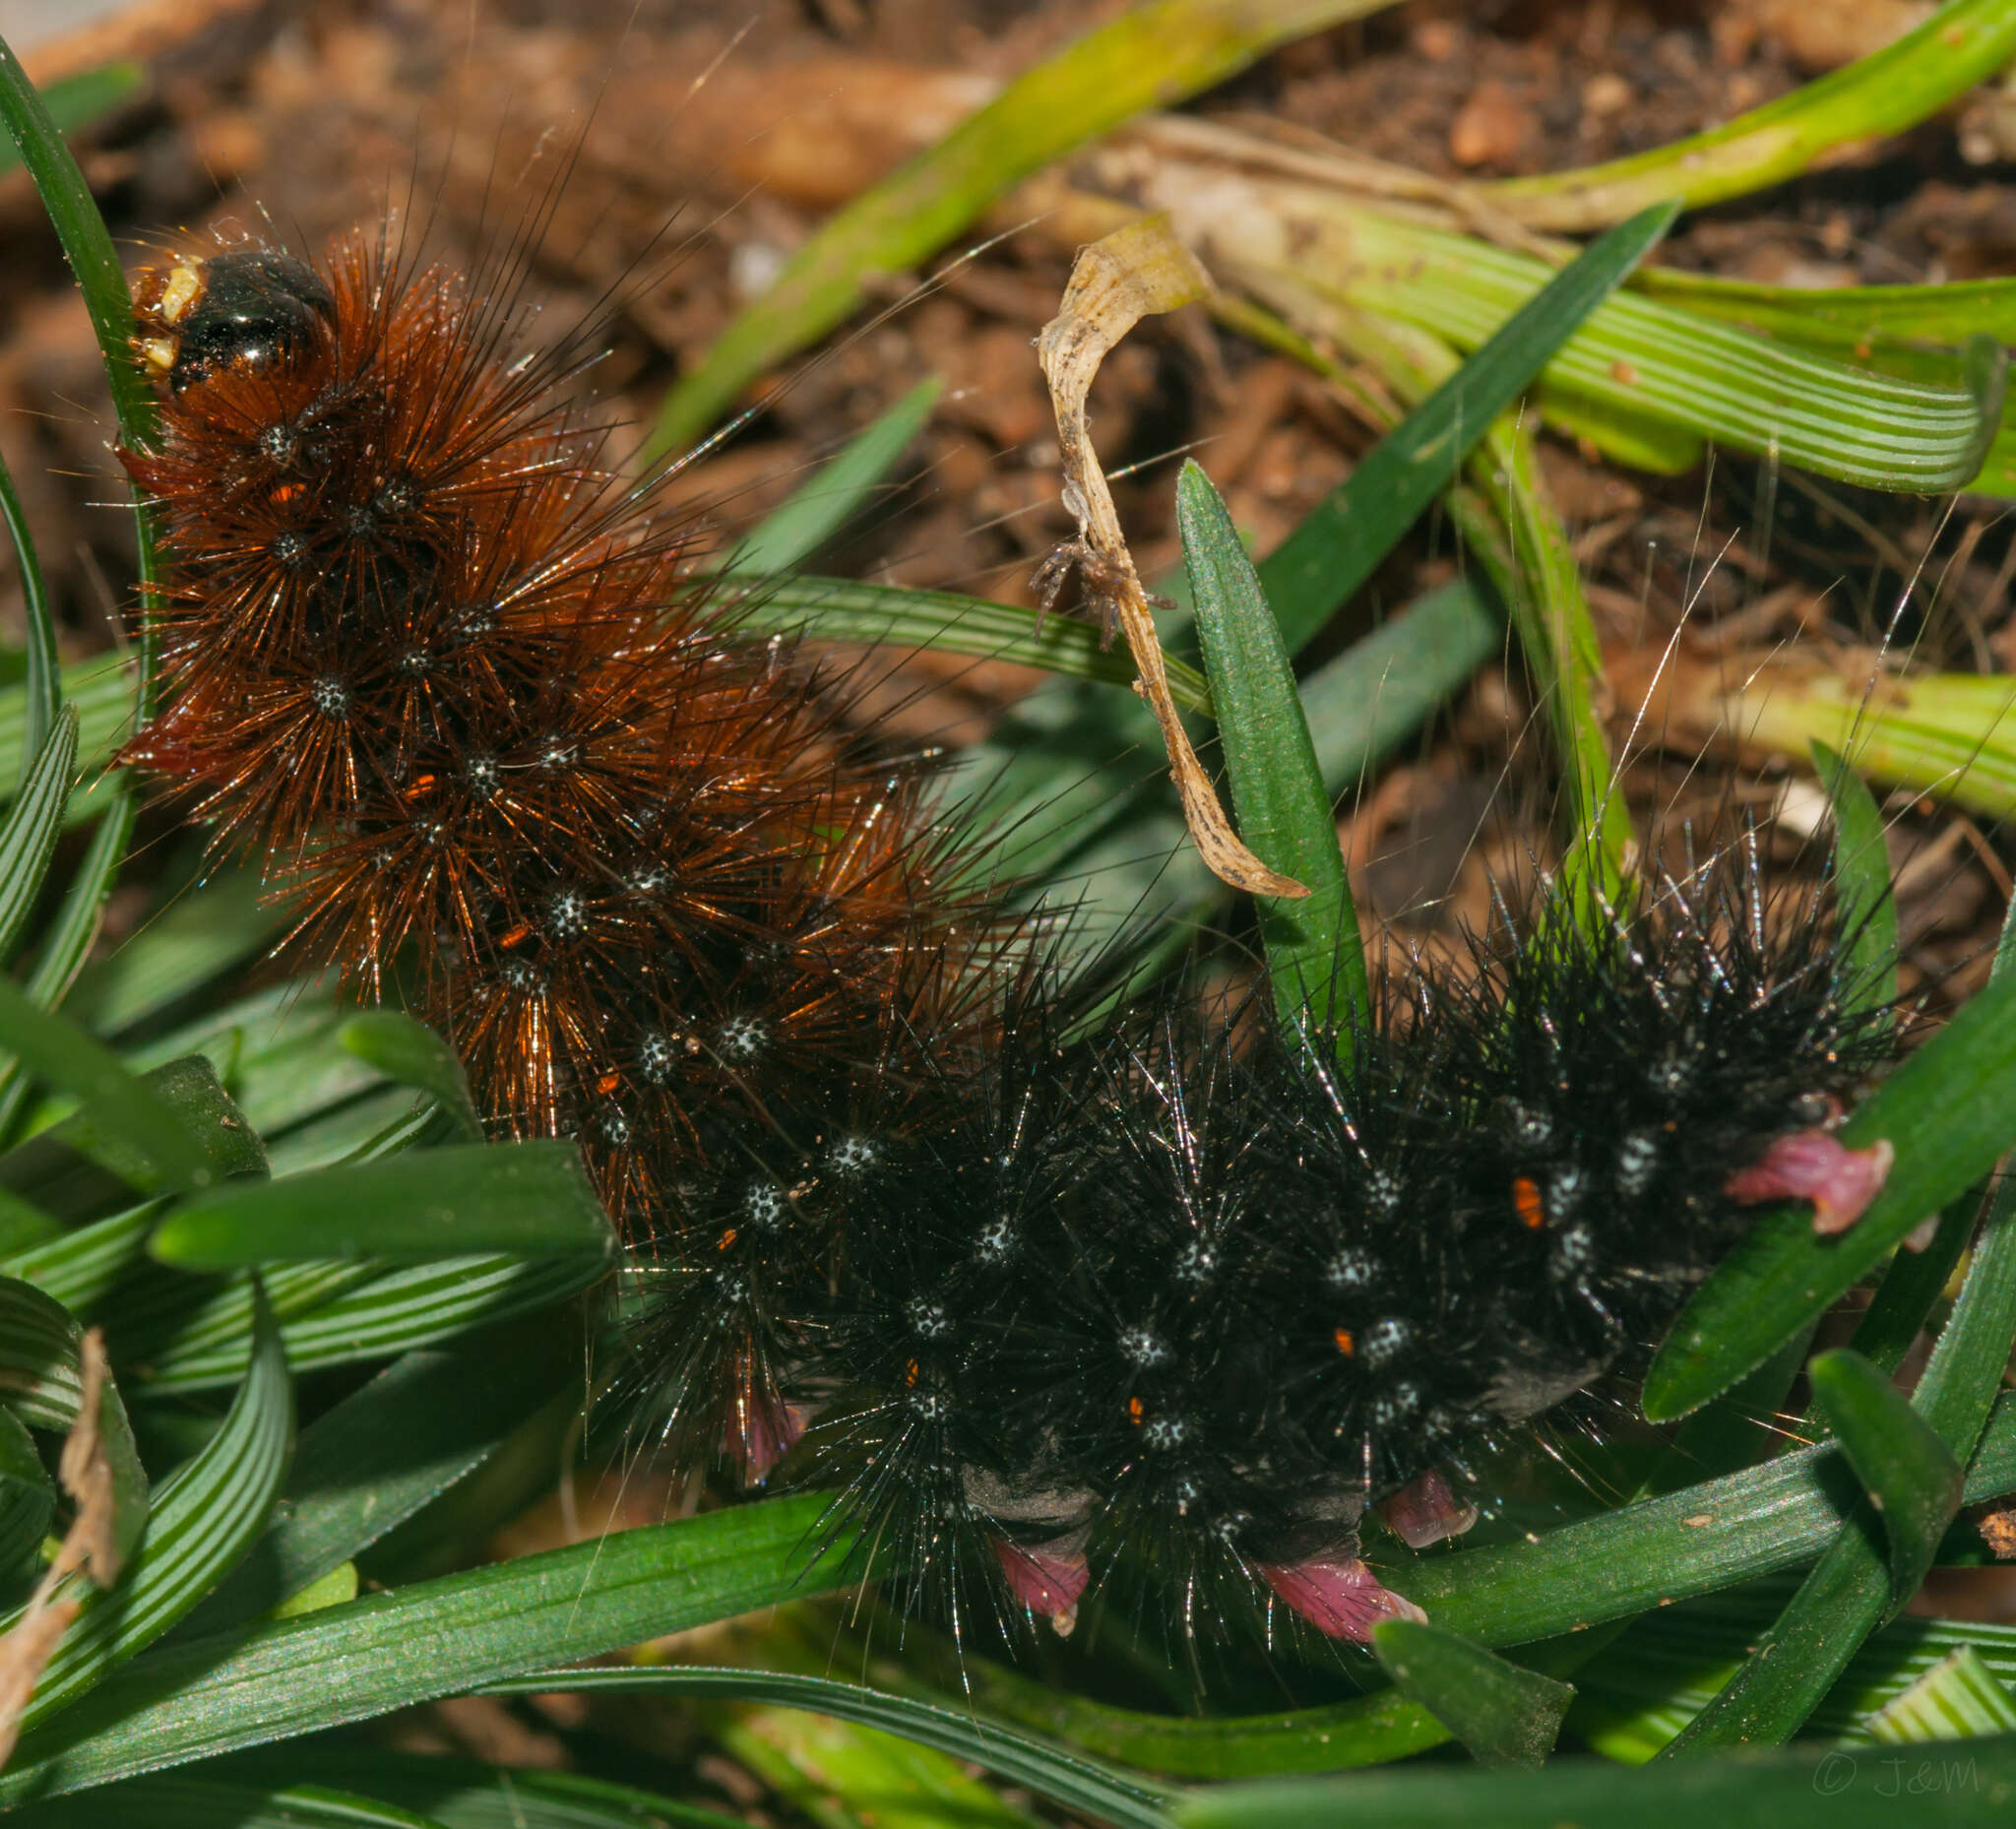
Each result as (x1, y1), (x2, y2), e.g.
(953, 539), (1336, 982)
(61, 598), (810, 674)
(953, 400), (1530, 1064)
(0, 1329), (122, 1771)
(1037, 215), (1307, 901)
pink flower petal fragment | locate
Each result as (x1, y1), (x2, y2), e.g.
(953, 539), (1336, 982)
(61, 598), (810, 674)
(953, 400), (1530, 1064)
(1726, 1131), (1895, 1236)
(734, 1395), (806, 1485)
(1376, 1469), (1480, 1549)
(995, 1539), (1090, 1636)
(1261, 1557), (1426, 1642)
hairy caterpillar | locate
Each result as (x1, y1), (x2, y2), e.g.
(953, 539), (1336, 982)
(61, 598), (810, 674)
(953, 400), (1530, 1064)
(118, 226), (1912, 1656)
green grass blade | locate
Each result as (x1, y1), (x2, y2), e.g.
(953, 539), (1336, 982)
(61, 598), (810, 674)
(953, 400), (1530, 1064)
(481, 1667), (1172, 1829)
(1481, 415), (1633, 905)
(719, 1700), (1046, 1829)
(0, 37), (157, 698)
(336, 1013), (481, 1141)
(3, 1056), (267, 1230)
(1484, 0), (2016, 229)
(0, 1274), (148, 1561)
(148, 1142), (614, 1270)
(0, 789), (143, 1143)
(1369, 1618), (1573, 1770)
(0, 708), (78, 964)
(0, 61), (145, 178)
(181, 1316), (583, 1639)
(1656, 913), (2016, 1752)
(10, 1283), (290, 1734)
(0, 658), (137, 815)
(1809, 1348), (1965, 1610)
(968, 1663), (1451, 1778)
(1644, 955), (2016, 1419)
(648, 0), (1388, 453)
(0, 1496), (862, 1803)
(1815, 741), (1899, 1032)
(0, 446), (59, 782)
(733, 573), (1212, 711)
(231, 1752), (763, 1829)
(1257, 200), (1674, 650)
(727, 376), (943, 575)
(0, 1402), (53, 1577)
(1177, 460), (1362, 1031)
(1, 1207), (155, 1318)
(1868, 1648), (2016, 1742)
(6, 1778), (453, 1829)
(1176, 1730), (2016, 1828)
(1215, 202), (2001, 491)
(66, 867), (276, 1037)
(136, 1251), (609, 1394)
(1391, 1392), (2016, 1650)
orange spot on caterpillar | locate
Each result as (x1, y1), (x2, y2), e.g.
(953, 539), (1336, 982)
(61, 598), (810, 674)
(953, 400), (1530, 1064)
(905, 1358), (919, 1387)
(1334, 1327), (1354, 1356)
(717, 1229), (737, 1251)
(595, 1071), (622, 1096)
(1127, 1397), (1143, 1424)
(1513, 1174), (1545, 1230)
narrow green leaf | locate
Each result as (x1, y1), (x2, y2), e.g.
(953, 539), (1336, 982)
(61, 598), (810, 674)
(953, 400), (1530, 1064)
(1229, 202), (2000, 492)
(0, 62), (145, 178)
(1868, 1647), (2016, 1743)
(336, 1013), (481, 1141)
(719, 1699), (1045, 1829)
(1836, 1196), (1976, 1383)
(1177, 1731), (2016, 1828)
(961, 1646), (1450, 1778)
(1658, 907), (2016, 1753)
(735, 572), (1212, 711)
(3, 1056), (267, 1227)
(647, 0), (1389, 453)
(1370, 1618), (1573, 1770)
(181, 1313), (584, 1637)
(0, 786), (140, 1146)
(136, 1251), (607, 1393)
(6, 1777), (454, 1829)
(148, 1142), (614, 1270)
(7, 1281), (290, 1734)
(1815, 740), (1898, 1029)
(66, 866), (278, 1036)
(232, 1752), (758, 1829)
(1809, 1348), (1964, 1610)
(0, 978), (216, 1194)
(728, 376), (943, 575)
(0, 1402), (53, 1578)
(0, 708), (77, 965)
(0, 1496), (865, 1803)
(1645, 956), (2016, 1419)
(0, 1207), (155, 1321)
(0, 446), (58, 781)
(1256, 199), (1676, 650)
(1393, 1393), (2016, 1652)
(0, 1273), (148, 1562)
(1177, 460), (1363, 1032)
(1482, 414), (1633, 906)
(0, 36), (158, 693)
(483, 1667), (1171, 1829)
(1485, 0), (2016, 229)
(0, 658), (136, 815)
